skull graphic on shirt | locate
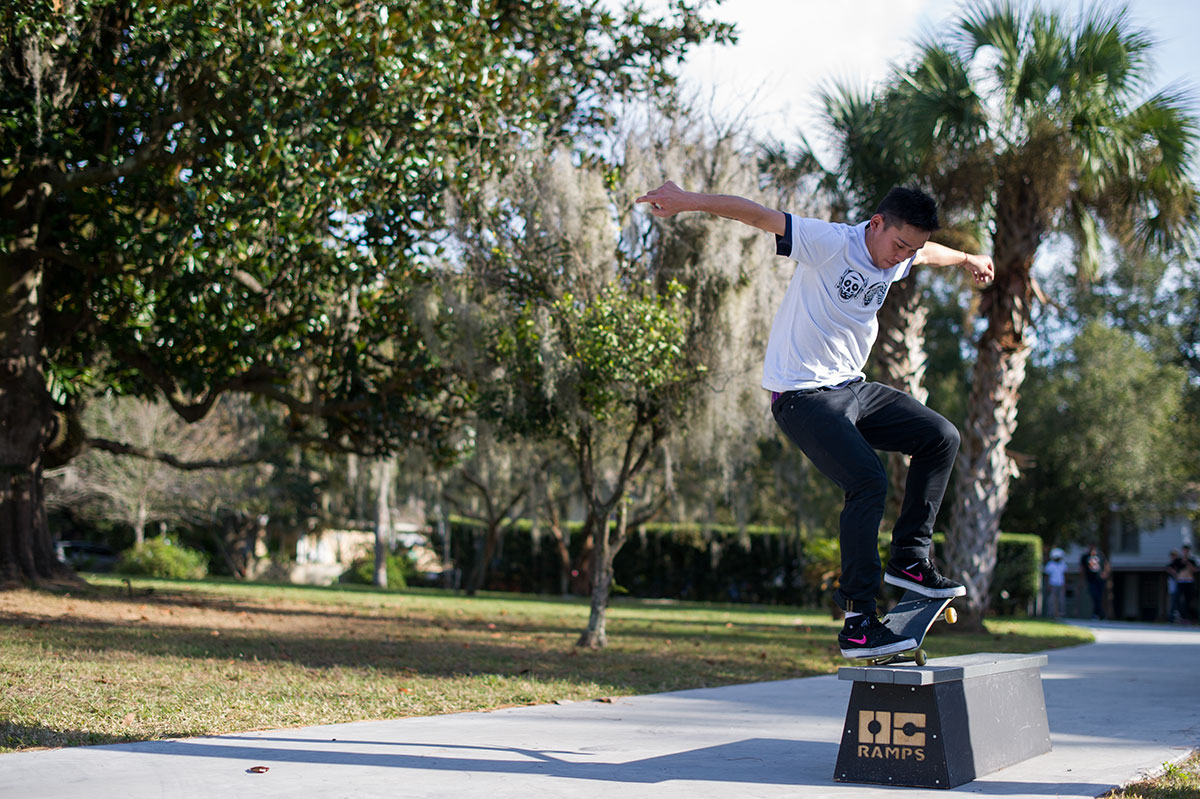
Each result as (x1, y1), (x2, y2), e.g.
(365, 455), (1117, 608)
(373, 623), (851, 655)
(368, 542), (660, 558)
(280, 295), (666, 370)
(863, 282), (888, 306)
(837, 269), (866, 301)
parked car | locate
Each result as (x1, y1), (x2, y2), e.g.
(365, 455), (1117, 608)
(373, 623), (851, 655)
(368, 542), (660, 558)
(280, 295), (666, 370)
(55, 540), (118, 573)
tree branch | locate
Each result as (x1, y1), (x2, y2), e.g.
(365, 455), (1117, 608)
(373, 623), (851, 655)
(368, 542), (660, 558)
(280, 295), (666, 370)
(87, 438), (264, 471)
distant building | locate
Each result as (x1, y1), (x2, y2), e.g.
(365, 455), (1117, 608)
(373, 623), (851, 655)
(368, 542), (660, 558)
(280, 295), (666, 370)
(1055, 507), (1195, 622)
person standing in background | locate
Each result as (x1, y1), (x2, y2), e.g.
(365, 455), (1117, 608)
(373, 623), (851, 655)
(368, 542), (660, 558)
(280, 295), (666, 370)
(1044, 547), (1068, 620)
(1167, 545), (1198, 623)
(1166, 549), (1181, 623)
(1080, 545), (1110, 620)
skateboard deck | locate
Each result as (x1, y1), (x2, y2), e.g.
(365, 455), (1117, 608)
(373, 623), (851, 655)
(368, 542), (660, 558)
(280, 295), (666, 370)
(866, 590), (958, 666)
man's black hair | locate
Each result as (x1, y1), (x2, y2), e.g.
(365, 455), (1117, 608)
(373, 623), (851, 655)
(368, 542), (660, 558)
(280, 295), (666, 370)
(875, 186), (940, 232)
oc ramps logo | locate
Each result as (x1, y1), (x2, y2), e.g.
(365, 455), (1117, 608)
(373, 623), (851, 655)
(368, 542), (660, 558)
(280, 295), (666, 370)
(857, 710), (927, 761)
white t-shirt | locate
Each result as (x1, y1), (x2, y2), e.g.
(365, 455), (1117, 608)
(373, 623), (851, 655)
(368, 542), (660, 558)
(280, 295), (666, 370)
(763, 214), (914, 392)
(1044, 559), (1069, 587)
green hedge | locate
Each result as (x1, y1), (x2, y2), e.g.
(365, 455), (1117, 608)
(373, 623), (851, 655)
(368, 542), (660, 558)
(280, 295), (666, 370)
(437, 518), (1043, 615)
(926, 532), (1041, 615)
(440, 518), (808, 603)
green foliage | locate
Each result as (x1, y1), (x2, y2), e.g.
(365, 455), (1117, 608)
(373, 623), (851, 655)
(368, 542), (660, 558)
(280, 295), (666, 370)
(341, 550), (412, 590)
(1, 0), (730, 455)
(1005, 322), (1188, 541)
(116, 538), (209, 580)
(496, 279), (700, 433)
(1, 0), (733, 585)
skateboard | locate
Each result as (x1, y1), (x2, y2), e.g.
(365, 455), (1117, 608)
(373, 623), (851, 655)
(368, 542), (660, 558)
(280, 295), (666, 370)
(866, 590), (958, 666)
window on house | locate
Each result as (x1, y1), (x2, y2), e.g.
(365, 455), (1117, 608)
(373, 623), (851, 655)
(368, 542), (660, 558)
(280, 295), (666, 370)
(1118, 517), (1140, 554)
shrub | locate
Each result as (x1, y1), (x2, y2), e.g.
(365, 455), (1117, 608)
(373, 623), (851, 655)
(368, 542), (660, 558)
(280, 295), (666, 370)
(932, 532), (1042, 616)
(990, 533), (1042, 615)
(116, 538), (208, 580)
(341, 550), (411, 589)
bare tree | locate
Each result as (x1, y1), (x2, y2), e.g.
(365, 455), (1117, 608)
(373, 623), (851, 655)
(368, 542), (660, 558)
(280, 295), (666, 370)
(46, 395), (260, 546)
(440, 424), (552, 594)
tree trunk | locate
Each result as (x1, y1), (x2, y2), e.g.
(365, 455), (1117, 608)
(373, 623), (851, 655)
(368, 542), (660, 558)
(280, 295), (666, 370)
(348, 452), (366, 521)
(466, 521), (501, 595)
(434, 500), (454, 590)
(572, 418), (663, 647)
(946, 182), (1040, 629)
(133, 497), (148, 547)
(373, 457), (394, 588)
(0, 216), (75, 588)
(874, 277), (929, 524)
(577, 502), (625, 649)
(570, 527), (594, 595)
(946, 337), (1029, 627)
(545, 499), (572, 596)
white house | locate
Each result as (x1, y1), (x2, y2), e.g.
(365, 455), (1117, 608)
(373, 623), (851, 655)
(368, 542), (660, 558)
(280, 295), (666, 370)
(1057, 511), (1195, 621)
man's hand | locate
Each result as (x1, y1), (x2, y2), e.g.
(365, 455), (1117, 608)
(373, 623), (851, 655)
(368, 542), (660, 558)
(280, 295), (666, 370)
(636, 180), (692, 218)
(962, 253), (994, 286)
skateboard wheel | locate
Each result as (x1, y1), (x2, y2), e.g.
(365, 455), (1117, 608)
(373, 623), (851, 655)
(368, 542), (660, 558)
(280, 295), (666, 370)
(914, 648), (927, 667)
(944, 607), (958, 624)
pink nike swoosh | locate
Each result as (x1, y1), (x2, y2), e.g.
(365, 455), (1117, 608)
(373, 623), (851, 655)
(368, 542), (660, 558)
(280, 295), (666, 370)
(848, 636), (867, 645)
(901, 569), (924, 582)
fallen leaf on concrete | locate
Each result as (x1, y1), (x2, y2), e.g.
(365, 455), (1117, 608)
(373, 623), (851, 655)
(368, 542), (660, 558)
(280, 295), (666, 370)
(247, 766), (270, 774)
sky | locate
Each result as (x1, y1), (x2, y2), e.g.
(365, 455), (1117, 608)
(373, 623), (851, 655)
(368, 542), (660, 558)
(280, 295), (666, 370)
(673, 0), (1200, 158)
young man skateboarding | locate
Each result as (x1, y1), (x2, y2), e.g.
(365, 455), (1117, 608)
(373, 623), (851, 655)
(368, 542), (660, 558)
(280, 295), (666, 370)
(636, 181), (994, 658)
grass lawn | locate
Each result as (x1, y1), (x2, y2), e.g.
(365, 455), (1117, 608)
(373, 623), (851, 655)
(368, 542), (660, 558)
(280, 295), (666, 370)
(1108, 752), (1200, 799)
(1, 575), (1092, 753)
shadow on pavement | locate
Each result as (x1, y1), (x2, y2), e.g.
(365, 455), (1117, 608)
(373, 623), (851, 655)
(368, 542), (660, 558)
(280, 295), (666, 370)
(105, 736), (841, 786)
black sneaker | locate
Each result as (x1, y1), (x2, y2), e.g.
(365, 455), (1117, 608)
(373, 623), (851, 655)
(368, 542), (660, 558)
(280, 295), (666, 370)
(838, 614), (917, 659)
(884, 557), (967, 598)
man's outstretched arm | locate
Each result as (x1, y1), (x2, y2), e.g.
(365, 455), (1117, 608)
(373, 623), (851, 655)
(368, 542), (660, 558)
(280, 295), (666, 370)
(636, 180), (786, 237)
(914, 240), (995, 286)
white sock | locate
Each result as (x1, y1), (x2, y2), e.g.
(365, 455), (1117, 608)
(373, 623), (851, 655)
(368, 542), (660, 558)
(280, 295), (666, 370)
(844, 611), (863, 621)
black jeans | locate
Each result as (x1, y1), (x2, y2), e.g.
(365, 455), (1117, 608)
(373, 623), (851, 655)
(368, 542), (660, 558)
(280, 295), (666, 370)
(772, 381), (960, 615)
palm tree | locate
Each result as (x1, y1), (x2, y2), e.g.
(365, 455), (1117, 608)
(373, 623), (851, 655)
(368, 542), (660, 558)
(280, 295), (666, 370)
(887, 1), (1198, 626)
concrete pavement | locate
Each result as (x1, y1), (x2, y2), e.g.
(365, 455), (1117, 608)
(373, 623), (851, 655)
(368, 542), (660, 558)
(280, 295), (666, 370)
(2, 621), (1198, 798)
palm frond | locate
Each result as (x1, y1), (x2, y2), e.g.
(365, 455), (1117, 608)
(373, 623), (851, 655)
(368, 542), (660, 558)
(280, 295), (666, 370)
(957, 0), (1023, 65)
(1015, 7), (1068, 109)
(758, 136), (826, 192)
(956, 0), (1028, 117)
(896, 43), (988, 150)
(1103, 86), (1200, 252)
(819, 80), (910, 211)
(1067, 203), (1104, 285)
(1124, 86), (1200, 186)
(1069, 3), (1155, 101)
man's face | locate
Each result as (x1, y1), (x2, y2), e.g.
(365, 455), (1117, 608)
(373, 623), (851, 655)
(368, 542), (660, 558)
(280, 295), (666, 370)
(867, 215), (931, 270)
